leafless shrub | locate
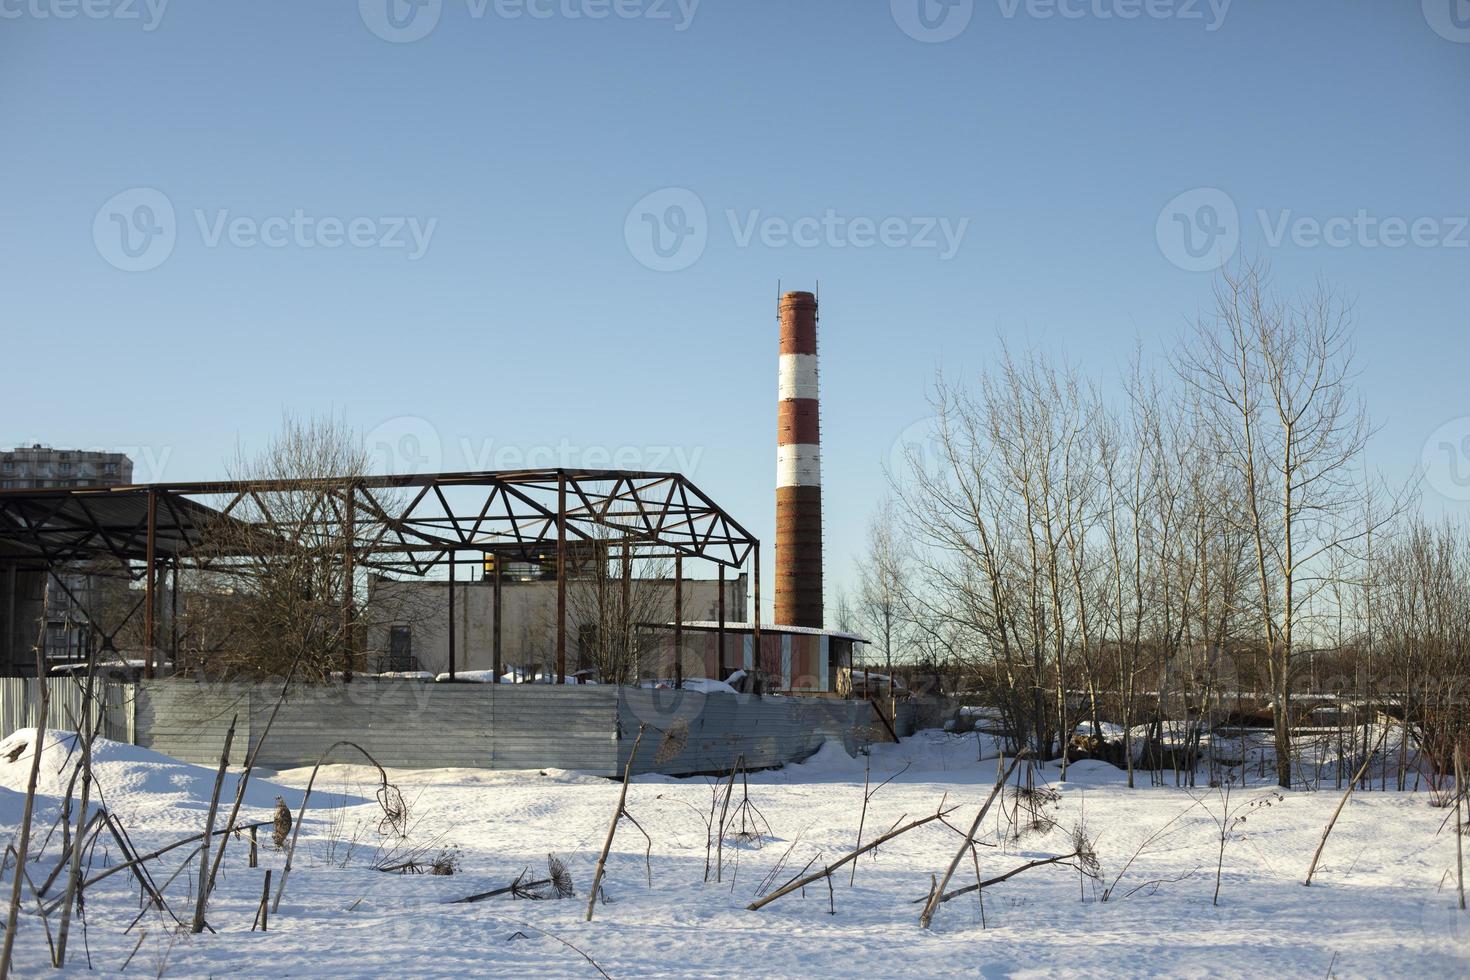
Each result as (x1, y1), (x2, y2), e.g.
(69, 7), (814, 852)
(1192, 779), (1283, 906)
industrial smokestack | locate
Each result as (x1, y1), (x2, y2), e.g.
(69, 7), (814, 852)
(775, 290), (822, 628)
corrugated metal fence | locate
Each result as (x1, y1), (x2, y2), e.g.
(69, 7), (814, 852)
(0, 678), (134, 743)
(133, 680), (875, 776)
(3, 677), (875, 777)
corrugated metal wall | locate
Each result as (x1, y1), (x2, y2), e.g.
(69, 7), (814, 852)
(0, 678), (133, 743)
(130, 680), (872, 776)
(616, 688), (870, 774)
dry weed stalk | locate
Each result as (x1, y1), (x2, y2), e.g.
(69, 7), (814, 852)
(919, 750), (1026, 928)
(586, 724), (649, 922)
(747, 796), (958, 912)
(0, 633), (51, 980)
(272, 739), (409, 913)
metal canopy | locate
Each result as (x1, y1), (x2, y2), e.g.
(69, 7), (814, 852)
(0, 469), (764, 683)
(0, 469), (759, 573)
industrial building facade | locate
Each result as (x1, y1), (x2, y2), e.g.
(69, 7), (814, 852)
(1, 446), (134, 669)
(364, 568), (747, 680)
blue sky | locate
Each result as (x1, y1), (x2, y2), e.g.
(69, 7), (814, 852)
(2, 0), (1467, 615)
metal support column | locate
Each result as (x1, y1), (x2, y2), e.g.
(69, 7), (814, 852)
(170, 558), (179, 664)
(621, 543), (632, 680)
(447, 554), (456, 681)
(492, 555), (502, 683)
(144, 489), (157, 679)
(555, 471), (567, 685)
(716, 564), (726, 680)
(342, 486), (356, 681)
(5, 564), (15, 671)
(752, 542), (762, 694)
(674, 554), (683, 689)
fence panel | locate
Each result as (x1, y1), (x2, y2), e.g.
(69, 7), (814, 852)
(0, 678), (135, 743)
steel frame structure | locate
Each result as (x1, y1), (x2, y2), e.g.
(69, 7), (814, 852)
(0, 469), (762, 683)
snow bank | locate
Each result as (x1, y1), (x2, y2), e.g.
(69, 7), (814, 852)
(0, 729), (305, 814)
(638, 677), (739, 695)
(1074, 720), (1127, 740)
(790, 738), (865, 775)
(439, 669), (597, 684)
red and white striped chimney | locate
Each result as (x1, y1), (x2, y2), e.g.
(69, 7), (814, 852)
(775, 290), (823, 628)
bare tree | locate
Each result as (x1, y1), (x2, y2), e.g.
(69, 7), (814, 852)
(564, 533), (673, 685)
(857, 497), (913, 678)
(1176, 262), (1379, 788)
(190, 413), (424, 681)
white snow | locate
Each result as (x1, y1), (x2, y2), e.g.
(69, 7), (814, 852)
(638, 677), (739, 695)
(0, 726), (1464, 977)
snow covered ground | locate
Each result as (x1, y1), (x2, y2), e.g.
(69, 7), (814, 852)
(1, 728), (1466, 977)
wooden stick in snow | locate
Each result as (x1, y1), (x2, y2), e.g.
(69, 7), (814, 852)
(191, 715), (237, 933)
(747, 798), (958, 912)
(1304, 723), (1387, 886)
(586, 723), (646, 922)
(0, 638), (52, 980)
(53, 647), (99, 966)
(916, 851), (1085, 905)
(1456, 745), (1465, 912)
(272, 739), (399, 914)
(920, 750), (1027, 928)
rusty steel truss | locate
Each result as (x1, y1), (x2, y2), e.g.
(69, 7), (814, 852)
(0, 469), (763, 682)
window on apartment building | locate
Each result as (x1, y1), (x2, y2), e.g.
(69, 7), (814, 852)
(59, 462), (72, 472)
(104, 462), (118, 474)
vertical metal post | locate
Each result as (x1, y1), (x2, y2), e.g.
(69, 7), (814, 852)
(492, 554), (502, 683)
(170, 558), (180, 666)
(342, 486), (356, 681)
(674, 554), (683, 689)
(144, 489), (157, 679)
(556, 471), (567, 685)
(752, 542), (762, 693)
(6, 564), (16, 671)
(621, 542), (632, 682)
(716, 564), (726, 680)
(447, 553), (456, 681)
(596, 539), (607, 676)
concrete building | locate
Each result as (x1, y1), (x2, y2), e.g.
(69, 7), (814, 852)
(1, 446), (134, 670)
(1, 445), (132, 489)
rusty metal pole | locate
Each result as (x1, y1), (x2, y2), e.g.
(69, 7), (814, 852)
(556, 471), (567, 685)
(170, 558), (179, 666)
(716, 564), (726, 680)
(621, 542), (632, 683)
(492, 554), (502, 683)
(342, 486), (356, 681)
(752, 542), (762, 693)
(5, 564), (14, 670)
(447, 553), (456, 681)
(674, 554), (683, 689)
(144, 489), (157, 679)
